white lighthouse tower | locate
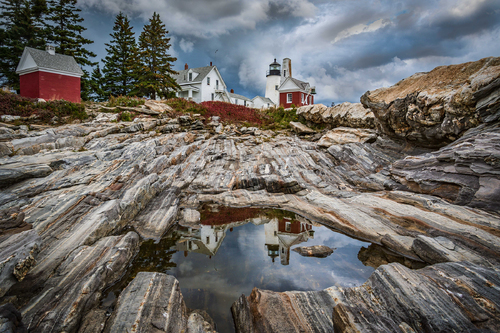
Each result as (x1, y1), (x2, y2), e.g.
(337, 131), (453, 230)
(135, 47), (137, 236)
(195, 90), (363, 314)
(265, 59), (282, 105)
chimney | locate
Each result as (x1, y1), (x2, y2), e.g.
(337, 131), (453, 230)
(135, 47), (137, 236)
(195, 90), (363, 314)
(184, 63), (188, 70)
(46, 45), (55, 55)
(210, 61), (212, 66)
(230, 89), (234, 93)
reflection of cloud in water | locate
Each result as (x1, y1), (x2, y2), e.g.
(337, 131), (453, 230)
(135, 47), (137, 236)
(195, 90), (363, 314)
(178, 260), (194, 275)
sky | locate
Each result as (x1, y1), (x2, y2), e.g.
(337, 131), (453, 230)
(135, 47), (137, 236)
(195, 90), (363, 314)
(78, 0), (500, 105)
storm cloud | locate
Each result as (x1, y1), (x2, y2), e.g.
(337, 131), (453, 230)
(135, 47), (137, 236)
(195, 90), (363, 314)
(80, 0), (500, 104)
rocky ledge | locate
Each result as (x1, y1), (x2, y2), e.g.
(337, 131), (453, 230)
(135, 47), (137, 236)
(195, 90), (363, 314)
(0, 57), (499, 333)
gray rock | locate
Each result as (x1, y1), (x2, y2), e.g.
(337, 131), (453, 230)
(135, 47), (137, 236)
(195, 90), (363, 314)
(104, 272), (215, 333)
(292, 245), (335, 257)
(0, 304), (26, 333)
(297, 102), (375, 128)
(289, 121), (315, 134)
(318, 127), (377, 147)
(0, 164), (52, 188)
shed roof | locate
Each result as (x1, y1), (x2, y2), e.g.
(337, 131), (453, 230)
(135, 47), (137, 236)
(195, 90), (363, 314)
(228, 92), (251, 101)
(252, 96), (274, 104)
(16, 47), (84, 76)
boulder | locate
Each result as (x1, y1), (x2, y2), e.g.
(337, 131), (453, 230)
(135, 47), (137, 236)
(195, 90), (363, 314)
(104, 272), (215, 333)
(297, 102), (375, 128)
(317, 127), (377, 147)
(289, 121), (315, 135)
(361, 56), (500, 147)
(144, 100), (174, 113)
(292, 245), (335, 257)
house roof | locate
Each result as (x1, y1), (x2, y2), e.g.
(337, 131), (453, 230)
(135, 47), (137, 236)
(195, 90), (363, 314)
(252, 96), (275, 104)
(228, 92), (251, 101)
(172, 66), (215, 84)
(285, 77), (309, 90)
(16, 47), (84, 76)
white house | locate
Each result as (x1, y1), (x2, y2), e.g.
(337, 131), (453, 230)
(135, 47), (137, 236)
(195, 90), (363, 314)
(172, 63), (232, 103)
(252, 96), (274, 109)
(228, 91), (252, 107)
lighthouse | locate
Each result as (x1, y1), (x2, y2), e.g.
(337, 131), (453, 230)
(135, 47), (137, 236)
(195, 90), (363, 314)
(265, 59), (281, 105)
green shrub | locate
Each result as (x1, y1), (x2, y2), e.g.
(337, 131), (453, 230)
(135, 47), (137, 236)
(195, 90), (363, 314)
(107, 95), (145, 107)
(261, 106), (299, 130)
(120, 111), (132, 122)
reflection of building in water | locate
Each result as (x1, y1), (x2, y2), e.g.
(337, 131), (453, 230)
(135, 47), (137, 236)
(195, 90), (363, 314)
(265, 217), (314, 265)
(176, 216), (269, 256)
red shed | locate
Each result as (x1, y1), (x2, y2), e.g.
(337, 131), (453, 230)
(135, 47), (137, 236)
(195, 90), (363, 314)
(278, 77), (315, 108)
(16, 46), (84, 103)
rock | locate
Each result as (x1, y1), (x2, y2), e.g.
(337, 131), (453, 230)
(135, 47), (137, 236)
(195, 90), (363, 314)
(289, 121), (315, 135)
(179, 115), (192, 125)
(0, 115), (21, 122)
(390, 122), (500, 210)
(92, 112), (119, 123)
(191, 119), (205, 130)
(22, 232), (139, 333)
(233, 261), (500, 333)
(317, 127), (377, 147)
(297, 102), (375, 128)
(0, 164), (52, 188)
(292, 245), (335, 257)
(361, 56), (500, 147)
(144, 100), (174, 113)
(104, 272), (215, 333)
(116, 105), (160, 115)
(0, 303), (26, 333)
(0, 230), (41, 297)
(214, 123), (223, 134)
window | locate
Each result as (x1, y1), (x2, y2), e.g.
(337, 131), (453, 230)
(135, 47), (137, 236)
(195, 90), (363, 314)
(189, 72), (192, 81)
(216, 80), (219, 89)
(284, 70), (287, 77)
(206, 236), (210, 244)
(309, 96), (312, 104)
(301, 93), (304, 103)
(211, 93), (214, 101)
(286, 222), (291, 232)
(287, 93), (292, 103)
(244, 100), (247, 107)
(207, 77), (210, 85)
(275, 85), (278, 90)
(235, 99), (238, 104)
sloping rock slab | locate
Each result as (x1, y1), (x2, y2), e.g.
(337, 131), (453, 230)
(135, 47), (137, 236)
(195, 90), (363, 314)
(104, 272), (215, 333)
(292, 245), (335, 258)
(317, 127), (377, 147)
(361, 56), (500, 147)
(22, 232), (139, 333)
(297, 102), (375, 128)
(290, 121), (315, 135)
(232, 261), (500, 333)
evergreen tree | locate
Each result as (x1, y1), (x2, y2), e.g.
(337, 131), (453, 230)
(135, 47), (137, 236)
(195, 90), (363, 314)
(0, 0), (47, 90)
(135, 12), (179, 99)
(102, 12), (138, 97)
(89, 64), (106, 101)
(46, 0), (96, 100)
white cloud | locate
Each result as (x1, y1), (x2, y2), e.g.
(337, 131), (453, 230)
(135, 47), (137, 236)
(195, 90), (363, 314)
(179, 38), (194, 53)
(332, 18), (392, 44)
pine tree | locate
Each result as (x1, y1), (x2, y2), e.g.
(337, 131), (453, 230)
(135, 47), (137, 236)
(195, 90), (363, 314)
(89, 64), (106, 102)
(0, 0), (47, 90)
(135, 12), (179, 99)
(102, 12), (138, 97)
(46, 0), (96, 100)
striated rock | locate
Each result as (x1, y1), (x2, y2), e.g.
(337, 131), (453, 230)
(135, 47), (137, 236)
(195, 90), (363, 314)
(317, 127), (377, 147)
(22, 232), (139, 333)
(292, 245), (335, 257)
(233, 261), (500, 333)
(289, 121), (315, 135)
(0, 163), (52, 188)
(104, 272), (215, 333)
(390, 123), (500, 210)
(92, 112), (119, 123)
(361, 57), (500, 147)
(297, 102), (375, 128)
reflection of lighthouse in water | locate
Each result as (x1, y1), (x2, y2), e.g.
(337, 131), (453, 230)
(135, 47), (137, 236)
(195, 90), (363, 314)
(265, 216), (314, 265)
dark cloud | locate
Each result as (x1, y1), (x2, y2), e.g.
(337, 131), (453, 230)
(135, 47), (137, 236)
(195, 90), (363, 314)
(79, 0), (500, 104)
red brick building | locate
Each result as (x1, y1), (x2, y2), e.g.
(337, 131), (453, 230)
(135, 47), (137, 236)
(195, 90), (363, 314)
(279, 77), (315, 108)
(16, 46), (83, 103)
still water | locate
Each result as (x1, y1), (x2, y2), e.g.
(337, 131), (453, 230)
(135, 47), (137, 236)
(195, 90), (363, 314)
(103, 206), (375, 332)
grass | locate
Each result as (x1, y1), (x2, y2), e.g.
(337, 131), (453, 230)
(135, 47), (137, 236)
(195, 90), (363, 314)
(107, 95), (145, 107)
